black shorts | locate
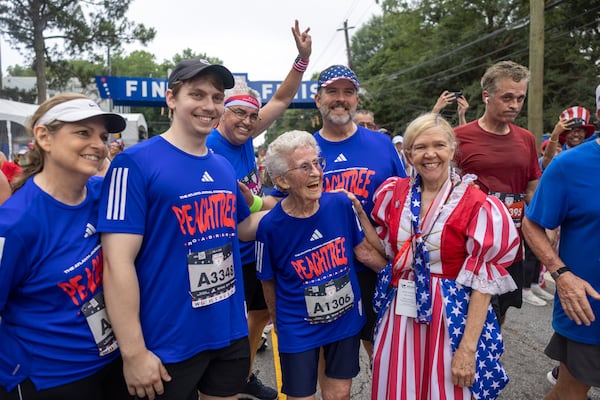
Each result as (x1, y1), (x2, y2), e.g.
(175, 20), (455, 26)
(151, 337), (250, 399)
(491, 260), (523, 318)
(545, 332), (600, 387)
(357, 269), (377, 342)
(0, 357), (130, 400)
(242, 262), (267, 311)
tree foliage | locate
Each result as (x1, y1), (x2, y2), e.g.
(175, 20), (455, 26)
(0, 0), (155, 102)
(351, 0), (600, 137)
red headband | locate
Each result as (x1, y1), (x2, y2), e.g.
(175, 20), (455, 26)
(224, 94), (260, 110)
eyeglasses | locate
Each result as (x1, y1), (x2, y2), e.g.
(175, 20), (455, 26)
(226, 107), (261, 123)
(285, 157), (326, 175)
(357, 121), (377, 130)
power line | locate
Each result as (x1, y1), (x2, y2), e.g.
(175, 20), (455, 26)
(364, 0), (595, 87)
(364, 4), (600, 94)
(312, 0), (376, 69)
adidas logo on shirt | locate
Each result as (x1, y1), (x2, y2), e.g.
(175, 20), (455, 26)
(84, 223), (97, 238)
(201, 171), (214, 182)
(310, 229), (323, 241)
(334, 153), (347, 162)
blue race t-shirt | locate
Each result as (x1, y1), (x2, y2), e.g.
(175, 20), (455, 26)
(526, 140), (600, 345)
(207, 128), (262, 265)
(98, 136), (250, 363)
(256, 192), (365, 353)
(0, 177), (118, 391)
(314, 126), (405, 271)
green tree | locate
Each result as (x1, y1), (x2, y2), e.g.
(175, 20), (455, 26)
(351, 0), (600, 136)
(111, 50), (161, 78)
(47, 59), (104, 93)
(0, 0), (155, 103)
(6, 65), (35, 77)
(264, 109), (321, 146)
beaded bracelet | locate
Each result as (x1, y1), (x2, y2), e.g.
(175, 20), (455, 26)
(293, 56), (309, 73)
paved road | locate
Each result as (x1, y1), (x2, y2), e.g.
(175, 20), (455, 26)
(253, 277), (600, 399)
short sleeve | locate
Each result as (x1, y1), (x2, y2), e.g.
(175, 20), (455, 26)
(236, 184), (251, 223)
(371, 177), (408, 257)
(0, 222), (30, 313)
(457, 194), (520, 295)
(98, 154), (148, 234)
(256, 219), (274, 281)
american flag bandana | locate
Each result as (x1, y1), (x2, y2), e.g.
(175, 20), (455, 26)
(410, 174), (433, 323)
(317, 65), (360, 90)
(440, 279), (510, 399)
(373, 263), (395, 336)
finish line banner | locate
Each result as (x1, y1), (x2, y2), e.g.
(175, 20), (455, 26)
(95, 74), (318, 108)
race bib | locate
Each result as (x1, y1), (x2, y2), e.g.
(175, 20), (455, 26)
(304, 273), (354, 324)
(81, 292), (118, 356)
(489, 192), (525, 228)
(188, 243), (236, 308)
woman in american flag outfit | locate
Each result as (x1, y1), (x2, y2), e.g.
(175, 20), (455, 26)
(370, 113), (519, 400)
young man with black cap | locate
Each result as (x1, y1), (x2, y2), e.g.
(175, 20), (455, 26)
(98, 59), (264, 400)
(313, 65), (406, 363)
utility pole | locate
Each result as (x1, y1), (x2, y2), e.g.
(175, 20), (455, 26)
(528, 0), (544, 145)
(337, 20), (355, 70)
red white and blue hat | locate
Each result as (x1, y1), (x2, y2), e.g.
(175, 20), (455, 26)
(558, 106), (595, 144)
(317, 65), (360, 90)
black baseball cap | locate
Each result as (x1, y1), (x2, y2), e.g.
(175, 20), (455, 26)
(168, 59), (235, 89)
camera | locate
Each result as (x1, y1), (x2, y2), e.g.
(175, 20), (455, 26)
(449, 91), (462, 101)
(569, 118), (583, 128)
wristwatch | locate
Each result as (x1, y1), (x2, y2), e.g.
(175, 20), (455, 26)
(550, 266), (571, 280)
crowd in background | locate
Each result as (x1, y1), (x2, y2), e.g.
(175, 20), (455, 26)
(0, 24), (599, 400)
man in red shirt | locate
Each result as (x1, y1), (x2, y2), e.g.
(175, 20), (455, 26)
(454, 60), (542, 324)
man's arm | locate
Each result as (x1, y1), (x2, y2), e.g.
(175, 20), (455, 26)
(252, 20), (312, 138)
(524, 179), (538, 205)
(522, 217), (600, 326)
(238, 211), (268, 242)
(102, 233), (171, 400)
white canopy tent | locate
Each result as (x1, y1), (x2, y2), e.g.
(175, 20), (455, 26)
(0, 99), (38, 158)
(0, 99), (148, 157)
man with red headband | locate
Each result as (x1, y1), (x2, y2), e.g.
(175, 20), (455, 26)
(206, 19), (311, 400)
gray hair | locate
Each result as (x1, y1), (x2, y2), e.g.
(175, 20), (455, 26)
(481, 60), (530, 95)
(264, 130), (320, 179)
(225, 85), (262, 108)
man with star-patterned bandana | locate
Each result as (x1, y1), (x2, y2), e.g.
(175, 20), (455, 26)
(313, 65), (406, 362)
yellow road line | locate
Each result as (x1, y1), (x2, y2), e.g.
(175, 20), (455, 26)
(270, 329), (286, 400)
